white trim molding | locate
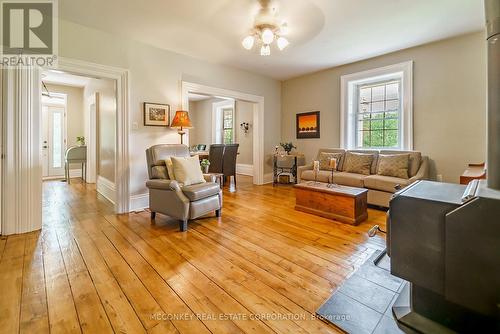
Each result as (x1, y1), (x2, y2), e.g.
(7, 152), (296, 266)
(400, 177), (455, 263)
(236, 163), (254, 176)
(129, 193), (149, 212)
(1, 67), (42, 235)
(182, 81), (265, 185)
(97, 176), (116, 204)
(56, 57), (130, 213)
(340, 61), (413, 150)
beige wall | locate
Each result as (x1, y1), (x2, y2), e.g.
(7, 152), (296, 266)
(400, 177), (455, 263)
(60, 19), (281, 196)
(45, 84), (84, 147)
(235, 100), (254, 165)
(83, 78), (117, 183)
(281, 32), (487, 183)
(188, 98), (224, 146)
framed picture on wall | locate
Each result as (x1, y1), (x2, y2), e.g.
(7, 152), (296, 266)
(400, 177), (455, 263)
(144, 102), (170, 127)
(296, 111), (320, 138)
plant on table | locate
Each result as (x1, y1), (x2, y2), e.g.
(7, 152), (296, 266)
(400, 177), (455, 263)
(279, 142), (296, 154)
(200, 159), (210, 173)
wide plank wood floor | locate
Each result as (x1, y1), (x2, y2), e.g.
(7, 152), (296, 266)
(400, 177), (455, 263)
(0, 176), (387, 334)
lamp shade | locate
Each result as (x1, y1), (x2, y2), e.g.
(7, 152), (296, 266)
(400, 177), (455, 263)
(171, 110), (193, 128)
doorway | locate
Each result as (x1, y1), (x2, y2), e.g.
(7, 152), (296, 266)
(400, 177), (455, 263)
(41, 68), (118, 206)
(41, 95), (67, 178)
(182, 82), (264, 185)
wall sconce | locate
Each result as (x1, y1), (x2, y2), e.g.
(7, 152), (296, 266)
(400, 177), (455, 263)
(240, 122), (250, 134)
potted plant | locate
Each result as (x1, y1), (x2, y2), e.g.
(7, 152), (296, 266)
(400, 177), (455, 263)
(200, 159), (210, 173)
(279, 142), (296, 155)
(76, 136), (85, 146)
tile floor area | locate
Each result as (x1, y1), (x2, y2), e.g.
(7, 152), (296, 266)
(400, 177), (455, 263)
(317, 250), (407, 334)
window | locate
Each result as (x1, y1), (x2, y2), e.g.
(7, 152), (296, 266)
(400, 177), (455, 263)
(222, 108), (233, 144)
(212, 100), (235, 144)
(356, 80), (401, 148)
(341, 61), (413, 150)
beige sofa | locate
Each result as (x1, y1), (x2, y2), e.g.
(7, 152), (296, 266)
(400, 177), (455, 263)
(297, 148), (429, 207)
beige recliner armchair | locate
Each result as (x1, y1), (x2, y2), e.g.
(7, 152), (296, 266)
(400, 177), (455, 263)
(145, 144), (222, 231)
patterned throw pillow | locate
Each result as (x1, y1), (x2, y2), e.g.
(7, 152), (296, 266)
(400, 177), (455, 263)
(151, 166), (168, 179)
(343, 152), (374, 175)
(318, 152), (343, 170)
(377, 154), (410, 179)
(164, 158), (175, 180)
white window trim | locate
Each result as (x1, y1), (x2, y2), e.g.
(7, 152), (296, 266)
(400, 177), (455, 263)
(212, 99), (235, 144)
(340, 61), (413, 150)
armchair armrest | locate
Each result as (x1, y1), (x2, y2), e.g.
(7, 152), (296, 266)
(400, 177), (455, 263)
(297, 164), (313, 183)
(146, 179), (181, 192)
(409, 156), (429, 183)
(203, 174), (217, 183)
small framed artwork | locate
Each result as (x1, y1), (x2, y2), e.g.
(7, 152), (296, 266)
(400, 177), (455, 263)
(296, 111), (320, 138)
(144, 102), (170, 127)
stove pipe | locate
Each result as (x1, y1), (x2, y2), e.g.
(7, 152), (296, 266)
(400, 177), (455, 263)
(485, 0), (500, 190)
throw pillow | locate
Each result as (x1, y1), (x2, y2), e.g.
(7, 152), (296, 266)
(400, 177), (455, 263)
(343, 152), (374, 175)
(164, 158), (175, 180)
(151, 166), (168, 179)
(318, 152), (343, 170)
(377, 154), (410, 179)
(170, 156), (206, 186)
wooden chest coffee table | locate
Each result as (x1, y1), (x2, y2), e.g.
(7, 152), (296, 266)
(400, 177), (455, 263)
(294, 182), (368, 225)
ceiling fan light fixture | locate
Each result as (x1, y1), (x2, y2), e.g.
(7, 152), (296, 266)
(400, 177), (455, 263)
(277, 37), (289, 50)
(242, 1), (289, 56)
(260, 44), (271, 56)
(261, 28), (275, 45)
(242, 35), (255, 50)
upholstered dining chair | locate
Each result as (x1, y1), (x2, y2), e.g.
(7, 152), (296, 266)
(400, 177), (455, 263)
(208, 144), (225, 173)
(145, 144), (222, 231)
(65, 145), (87, 184)
(222, 143), (239, 186)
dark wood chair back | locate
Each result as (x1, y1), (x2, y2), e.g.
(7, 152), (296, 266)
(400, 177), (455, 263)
(208, 144), (225, 173)
(222, 144), (239, 180)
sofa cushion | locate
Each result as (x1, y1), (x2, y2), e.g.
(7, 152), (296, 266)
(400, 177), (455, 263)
(300, 170), (331, 183)
(380, 150), (421, 177)
(316, 149), (346, 170)
(331, 172), (367, 188)
(347, 150), (379, 174)
(342, 152), (374, 175)
(171, 156), (206, 186)
(318, 152), (343, 170)
(377, 154), (410, 179)
(364, 175), (411, 193)
(182, 182), (220, 201)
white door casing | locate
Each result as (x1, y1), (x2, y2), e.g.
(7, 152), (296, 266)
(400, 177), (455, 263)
(1, 67), (42, 235)
(56, 57), (130, 214)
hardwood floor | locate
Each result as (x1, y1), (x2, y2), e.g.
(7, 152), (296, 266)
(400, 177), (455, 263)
(0, 176), (387, 334)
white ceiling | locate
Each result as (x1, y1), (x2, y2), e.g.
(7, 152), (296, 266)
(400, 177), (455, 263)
(188, 93), (212, 102)
(42, 70), (91, 87)
(59, 0), (485, 80)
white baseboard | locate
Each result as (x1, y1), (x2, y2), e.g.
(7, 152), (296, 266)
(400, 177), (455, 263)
(69, 169), (82, 178)
(129, 193), (149, 212)
(97, 176), (116, 204)
(236, 163), (254, 176)
(263, 172), (274, 184)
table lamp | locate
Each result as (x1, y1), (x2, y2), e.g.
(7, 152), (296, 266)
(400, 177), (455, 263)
(171, 110), (193, 144)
